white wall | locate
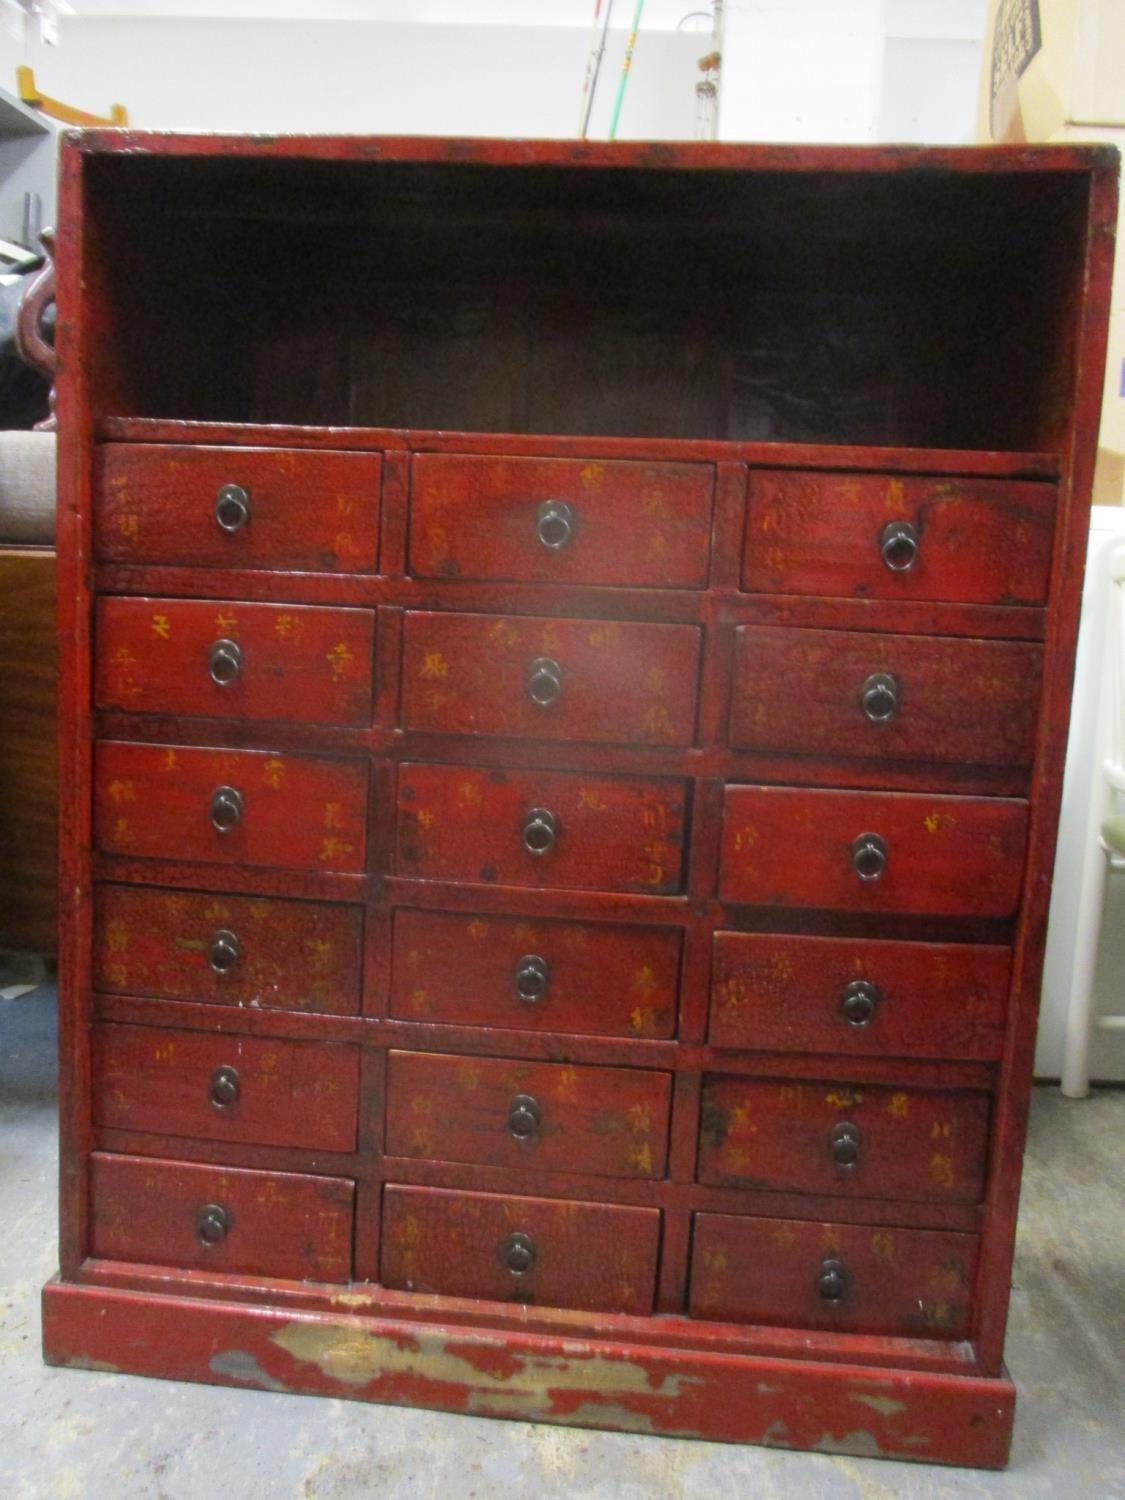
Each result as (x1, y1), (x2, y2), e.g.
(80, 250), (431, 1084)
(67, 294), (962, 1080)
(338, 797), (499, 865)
(1, 16), (701, 138)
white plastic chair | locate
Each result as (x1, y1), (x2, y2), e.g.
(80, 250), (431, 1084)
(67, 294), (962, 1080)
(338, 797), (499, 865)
(1061, 539), (1125, 1097)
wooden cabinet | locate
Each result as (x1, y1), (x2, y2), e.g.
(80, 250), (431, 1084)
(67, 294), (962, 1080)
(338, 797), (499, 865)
(44, 132), (1118, 1470)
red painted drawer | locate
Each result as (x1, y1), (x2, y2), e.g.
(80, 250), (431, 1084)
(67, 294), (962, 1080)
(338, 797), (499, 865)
(391, 909), (680, 1037)
(385, 1050), (672, 1179)
(742, 471), (1055, 605)
(396, 763), (686, 894)
(95, 443), (381, 572)
(94, 742), (368, 873)
(401, 611), (700, 746)
(710, 932), (1009, 1061)
(381, 1184), (660, 1315)
(92, 1022), (360, 1151)
(730, 626), (1041, 771)
(94, 885), (364, 1016)
(409, 453), (713, 588)
(95, 597), (375, 726)
(720, 785), (1028, 917)
(689, 1214), (979, 1338)
(90, 1152), (354, 1282)
(698, 1075), (991, 1205)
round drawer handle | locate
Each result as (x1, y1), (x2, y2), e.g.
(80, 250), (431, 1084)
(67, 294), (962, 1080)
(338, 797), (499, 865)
(527, 656), (562, 708)
(508, 1093), (543, 1140)
(207, 928), (242, 975)
(879, 519), (919, 572)
(860, 671), (898, 724)
(214, 483), (250, 533)
(829, 1120), (861, 1169)
(209, 785), (244, 834)
(499, 1230), (537, 1275)
(208, 1064), (241, 1110)
(851, 831), (887, 882)
(817, 1255), (849, 1302)
(521, 807), (558, 856)
(514, 953), (550, 1005)
(536, 499), (574, 551)
(195, 1202), (231, 1248)
(840, 978), (880, 1027)
(209, 638), (243, 687)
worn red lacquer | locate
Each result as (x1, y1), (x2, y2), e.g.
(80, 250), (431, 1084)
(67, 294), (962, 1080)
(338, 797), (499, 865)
(45, 131), (1118, 1468)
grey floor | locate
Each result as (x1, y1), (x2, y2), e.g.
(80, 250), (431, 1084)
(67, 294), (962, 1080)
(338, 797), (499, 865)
(2, 987), (1123, 1500)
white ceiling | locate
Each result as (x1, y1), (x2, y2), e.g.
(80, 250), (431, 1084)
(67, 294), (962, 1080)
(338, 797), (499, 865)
(61, 0), (718, 28)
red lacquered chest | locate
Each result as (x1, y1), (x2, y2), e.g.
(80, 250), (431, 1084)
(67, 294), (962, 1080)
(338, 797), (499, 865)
(44, 131), (1117, 1469)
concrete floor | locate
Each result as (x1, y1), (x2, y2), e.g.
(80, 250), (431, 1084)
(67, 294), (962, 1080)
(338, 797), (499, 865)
(2, 987), (1123, 1500)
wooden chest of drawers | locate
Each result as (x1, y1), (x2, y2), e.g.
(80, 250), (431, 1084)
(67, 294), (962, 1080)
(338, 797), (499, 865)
(43, 132), (1118, 1468)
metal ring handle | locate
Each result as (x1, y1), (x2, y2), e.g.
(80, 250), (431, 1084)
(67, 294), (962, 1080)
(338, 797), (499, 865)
(209, 785), (244, 834)
(209, 638), (243, 687)
(840, 979), (880, 1027)
(851, 832), (887, 882)
(817, 1255), (849, 1302)
(521, 807), (558, 856)
(536, 499), (575, 551)
(498, 1230), (537, 1275)
(527, 656), (562, 708)
(214, 483), (250, 533)
(879, 520), (919, 572)
(195, 1202), (231, 1248)
(208, 1064), (241, 1110)
(207, 928), (242, 975)
(514, 954), (550, 1005)
(14, 227), (56, 432)
(861, 672), (898, 724)
(508, 1093), (543, 1140)
(829, 1121), (861, 1169)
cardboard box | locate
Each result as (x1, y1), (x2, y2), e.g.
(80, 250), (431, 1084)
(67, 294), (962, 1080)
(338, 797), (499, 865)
(979, 0), (1123, 501)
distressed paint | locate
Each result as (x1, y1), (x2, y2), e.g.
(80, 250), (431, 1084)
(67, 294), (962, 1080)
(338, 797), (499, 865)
(742, 471), (1056, 604)
(390, 909), (680, 1037)
(95, 596), (376, 726)
(47, 131), (1119, 1469)
(697, 1075), (990, 1204)
(92, 884), (364, 1014)
(720, 784), (1029, 915)
(95, 444), (382, 572)
(400, 611), (701, 747)
(41, 1280), (1018, 1466)
(409, 453), (714, 588)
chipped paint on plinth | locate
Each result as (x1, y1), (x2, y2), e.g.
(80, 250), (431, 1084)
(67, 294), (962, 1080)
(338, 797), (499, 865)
(268, 1319), (707, 1427)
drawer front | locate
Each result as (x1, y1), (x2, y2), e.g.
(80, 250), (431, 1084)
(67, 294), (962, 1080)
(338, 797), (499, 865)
(95, 742), (368, 873)
(95, 443), (381, 572)
(409, 453), (713, 588)
(401, 611), (700, 747)
(698, 1076), (990, 1204)
(742, 471), (1055, 605)
(381, 1184), (660, 1315)
(385, 1050), (671, 1179)
(710, 932), (1009, 1061)
(391, 910), (680, 1037)
(94, 885), (364, 1016)
(396, 763), (686, 895)
(730, 626), (1041, 771)
(95, 597), (375, 727)
(720, 785), (1028, 917)
(689, 1213), (978, 1338)
(90, 1152), (354, 1282)
(92, 1022), (360, 1151)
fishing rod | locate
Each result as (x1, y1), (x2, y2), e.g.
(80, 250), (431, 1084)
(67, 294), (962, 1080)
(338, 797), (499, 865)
(578, 0), (617, 139)
(608, 0), (645, 141)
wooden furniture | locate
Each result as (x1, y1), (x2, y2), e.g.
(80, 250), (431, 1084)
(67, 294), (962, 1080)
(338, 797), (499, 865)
(0, 545), (56, 952)
(42, 132), (1118, 1468)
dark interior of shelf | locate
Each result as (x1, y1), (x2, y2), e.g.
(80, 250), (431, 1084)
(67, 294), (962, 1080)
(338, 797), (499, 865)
(86, 152), (1090, 451)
